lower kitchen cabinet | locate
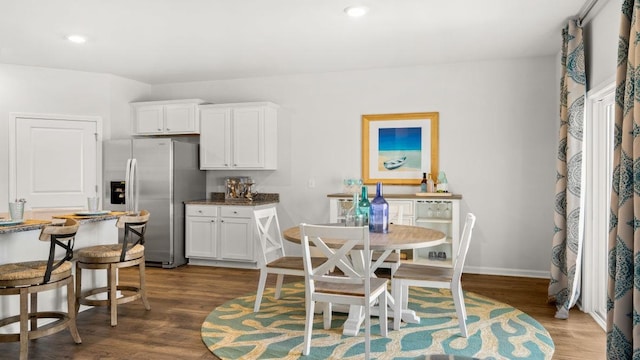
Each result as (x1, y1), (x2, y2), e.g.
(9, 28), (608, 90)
(185, 203), (275, 268)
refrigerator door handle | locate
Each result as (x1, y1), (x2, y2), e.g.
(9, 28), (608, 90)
(125, 158), (132, 213)
(131, 158), (139, 213)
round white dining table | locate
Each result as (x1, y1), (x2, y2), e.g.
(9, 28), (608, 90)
(283, 223), (447, 250)
(283, 223), (447, 336)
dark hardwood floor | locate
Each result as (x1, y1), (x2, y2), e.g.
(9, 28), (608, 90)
(0, 265), (605, 359)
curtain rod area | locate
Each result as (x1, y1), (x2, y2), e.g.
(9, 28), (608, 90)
(577, 0), (602, 25)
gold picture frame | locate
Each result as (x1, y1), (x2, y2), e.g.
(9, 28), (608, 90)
(362, 112), (439, 185)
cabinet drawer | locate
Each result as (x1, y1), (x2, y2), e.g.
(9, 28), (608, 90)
(186, 205), (218, 217)
(220, 207), (253, 218)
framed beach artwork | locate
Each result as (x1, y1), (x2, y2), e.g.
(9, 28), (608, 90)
(361, 112), (439, 185)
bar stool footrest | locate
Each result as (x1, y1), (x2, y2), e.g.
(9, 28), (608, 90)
(0, 311), (80, 343)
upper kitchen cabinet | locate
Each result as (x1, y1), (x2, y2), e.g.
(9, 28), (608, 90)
(131, 99), (206, 135)
(200, 102), (278, 170)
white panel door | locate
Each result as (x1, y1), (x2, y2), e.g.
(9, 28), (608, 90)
(15, 117), (98, 210)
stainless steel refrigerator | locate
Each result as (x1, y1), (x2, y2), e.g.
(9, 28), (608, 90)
(103, 138), (206, 268)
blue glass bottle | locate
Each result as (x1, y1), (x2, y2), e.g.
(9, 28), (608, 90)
(369, 182), (389, 233)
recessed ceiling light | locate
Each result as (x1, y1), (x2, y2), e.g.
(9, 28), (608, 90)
(66, 35), (87, 44)
(344, 6), (369, 17)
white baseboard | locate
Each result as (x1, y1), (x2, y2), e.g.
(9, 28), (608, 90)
(464, 265), (549, 279)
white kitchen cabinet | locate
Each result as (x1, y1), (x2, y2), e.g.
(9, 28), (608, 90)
(199, 102), (278, 170)
(328, 193), (462, 268)
(219, 207), (254, 261)
(131, 99), (205, 135)
(185, 203), (276, 268)
(185, 205), (218, 258)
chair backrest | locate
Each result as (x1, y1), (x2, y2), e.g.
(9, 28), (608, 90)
(117, 210), (150, 261)
(452, 213), (476, 280)
(299, 224), (371, 290)
(39, 218), (79, 283)
(253, 207), (286, 267)
(39, 218), (79, 242)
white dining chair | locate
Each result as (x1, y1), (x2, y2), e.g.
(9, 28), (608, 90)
(391, 213), (476, 337)
(252, 207), (324, 312)
(299, 223), (388, 360)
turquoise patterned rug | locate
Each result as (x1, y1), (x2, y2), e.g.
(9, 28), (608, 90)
(201, 282), (554, 359)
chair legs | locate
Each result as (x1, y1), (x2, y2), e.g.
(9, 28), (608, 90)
(451, 283), (468, 337)
(19, 288), (28, 360)
(274, 274), (284, 299)
(66, 279), (82, 344)
(138, 259), (151, 311)
(1, 277), (82, 360)
(76, 258), (150, 327)
(378, 291), (388, 337)
(304, 296), (387, 358)
(392, 280), (468, 338)
(392, 280), (403, 331)
(254, 270), (268, 312)
(109, 264), (118, 326)
(254, 271), (287, 313)
(302, 296), (315, 356)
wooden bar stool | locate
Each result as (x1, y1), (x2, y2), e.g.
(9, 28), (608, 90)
(0, 219), (82, 360)
(75, 210), (150, 326)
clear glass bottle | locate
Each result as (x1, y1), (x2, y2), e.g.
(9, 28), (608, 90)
(420, 172), (427, 192)
(357, 186), (370, 226)
(346, 192), (358, 226)
(369, 182), (389, 233)
(427, 173), (435, 193)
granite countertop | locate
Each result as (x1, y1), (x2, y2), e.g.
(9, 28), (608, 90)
(52, 212), (126, 223)
(185, 192), (279, 206)
(0, 211), (125, 235)
(0, 219), (53, 234)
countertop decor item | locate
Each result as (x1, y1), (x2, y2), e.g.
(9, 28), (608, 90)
(225, 177), (256, 201)
(361, 112), (439, 185)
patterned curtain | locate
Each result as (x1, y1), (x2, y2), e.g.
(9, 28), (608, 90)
(607, 1), (640, 358)
(548, 19), (586, 320)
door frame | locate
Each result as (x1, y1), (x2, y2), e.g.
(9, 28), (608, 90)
(583, 77), (615, 331)
(8, 112), (103, 206)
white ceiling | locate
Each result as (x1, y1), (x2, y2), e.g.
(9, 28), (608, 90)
(0, 0), (590, 85)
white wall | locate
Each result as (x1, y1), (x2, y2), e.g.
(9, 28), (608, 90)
(147, 57), (558, 277)
(585, 0), (618, 90)
(0, 64), (150, 212)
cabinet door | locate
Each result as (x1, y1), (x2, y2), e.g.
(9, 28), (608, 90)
(219, 216), (254, 261)
(165, 103), (198, 134)
(388, 200), (414, 225)
(185, 216), (218, 258)
(200, 107), (232, 169)
(232, 106), (265, 168)
(135, 105), (164, 134)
